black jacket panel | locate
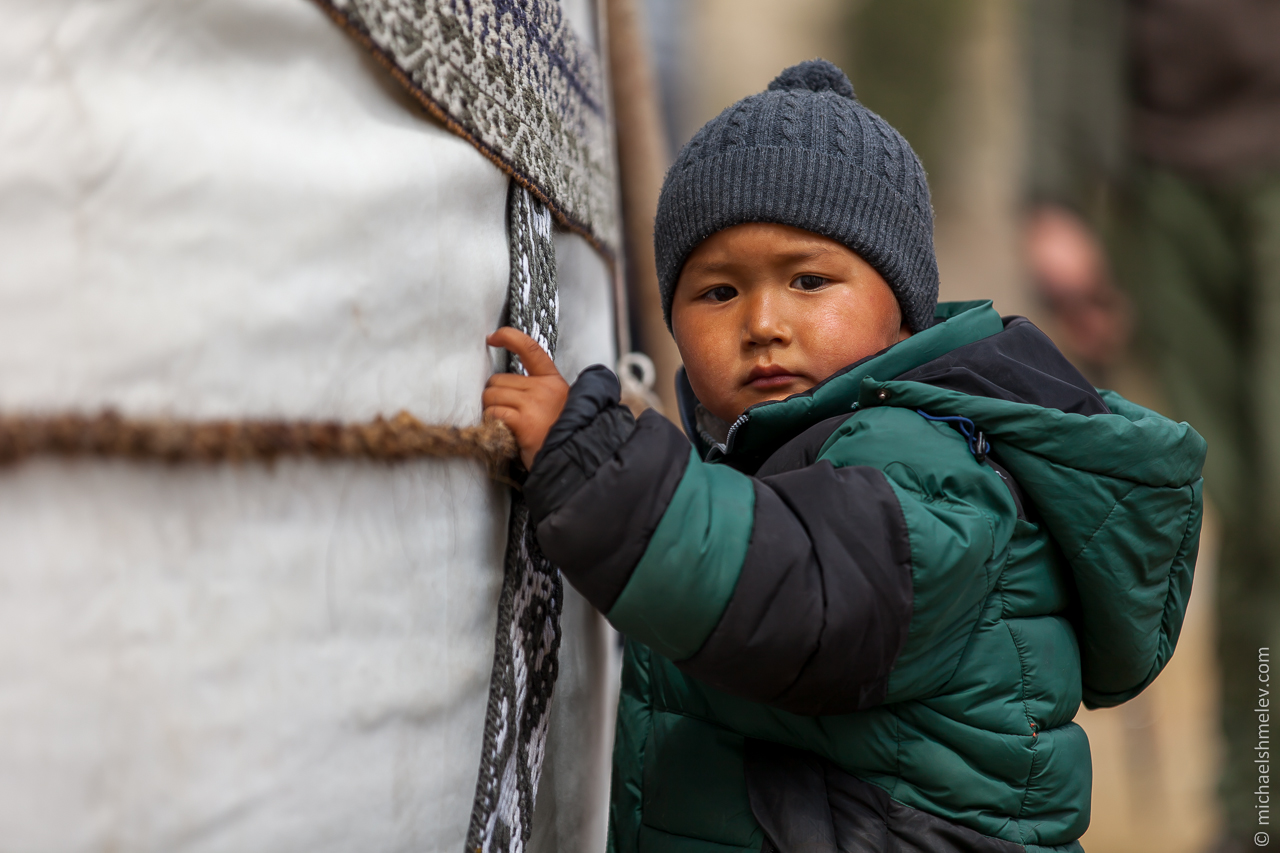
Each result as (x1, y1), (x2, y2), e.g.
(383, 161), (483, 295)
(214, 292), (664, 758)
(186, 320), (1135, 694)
(529, 394), (690, 614)
(527, 365), (637, 525)
(677, 461), (913, 715)
(897, 317), (1109, 416)
(745, 740), (1026, 853)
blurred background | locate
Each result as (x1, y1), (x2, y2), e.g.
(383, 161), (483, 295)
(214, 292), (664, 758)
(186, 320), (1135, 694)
(0, 1), (1270, 850)
(619, 0), (1280, 850)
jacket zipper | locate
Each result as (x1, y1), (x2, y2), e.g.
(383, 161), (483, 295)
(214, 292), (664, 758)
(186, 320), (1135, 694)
(719, 412), (751, 455)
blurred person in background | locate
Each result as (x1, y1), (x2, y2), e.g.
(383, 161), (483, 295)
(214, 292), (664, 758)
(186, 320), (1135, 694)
(1024, 2), (1280, 849)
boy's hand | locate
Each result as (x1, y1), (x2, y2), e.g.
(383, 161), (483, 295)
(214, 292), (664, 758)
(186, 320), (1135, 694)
(483, 327), (570, 470)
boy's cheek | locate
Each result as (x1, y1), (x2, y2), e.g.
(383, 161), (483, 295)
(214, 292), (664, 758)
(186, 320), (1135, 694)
(680, 359), (741, 423)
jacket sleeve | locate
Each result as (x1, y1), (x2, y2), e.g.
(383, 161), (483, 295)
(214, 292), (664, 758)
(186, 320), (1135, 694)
(525, 369), (1012, 715)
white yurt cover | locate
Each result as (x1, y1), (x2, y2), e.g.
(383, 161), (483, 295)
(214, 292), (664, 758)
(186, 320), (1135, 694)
(0, 0), (618, 850)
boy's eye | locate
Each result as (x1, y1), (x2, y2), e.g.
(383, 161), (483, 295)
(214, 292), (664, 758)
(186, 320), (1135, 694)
(793, 274), (830, 292)
(703, 285), (737, 303)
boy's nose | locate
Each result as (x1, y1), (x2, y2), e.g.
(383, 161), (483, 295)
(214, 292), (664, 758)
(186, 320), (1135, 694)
(743, 291), (792, 347)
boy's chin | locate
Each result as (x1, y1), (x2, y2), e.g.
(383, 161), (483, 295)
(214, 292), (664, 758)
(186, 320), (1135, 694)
(738, 384), (815, 412)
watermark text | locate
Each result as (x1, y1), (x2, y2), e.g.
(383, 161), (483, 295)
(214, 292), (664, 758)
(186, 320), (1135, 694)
(1257, 647), (1271, 847)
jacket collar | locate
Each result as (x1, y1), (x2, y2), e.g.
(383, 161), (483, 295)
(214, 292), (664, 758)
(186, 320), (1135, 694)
(676, 300), (1005, 464)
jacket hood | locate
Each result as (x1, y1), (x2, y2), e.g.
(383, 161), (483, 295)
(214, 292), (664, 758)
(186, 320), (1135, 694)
(676, 300), (1206, 707)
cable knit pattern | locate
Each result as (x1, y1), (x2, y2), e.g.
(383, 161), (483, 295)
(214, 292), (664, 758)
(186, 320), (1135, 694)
(654, 59), (938, 333)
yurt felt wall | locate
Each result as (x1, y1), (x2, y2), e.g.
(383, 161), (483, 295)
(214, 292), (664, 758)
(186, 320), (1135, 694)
(0, 0), (618, 850)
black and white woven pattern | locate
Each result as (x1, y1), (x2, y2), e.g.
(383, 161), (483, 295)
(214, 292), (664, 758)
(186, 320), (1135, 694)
(503, 186), (559, 374)
(314, 0), (618, 253)
(465, 182), (563, 853)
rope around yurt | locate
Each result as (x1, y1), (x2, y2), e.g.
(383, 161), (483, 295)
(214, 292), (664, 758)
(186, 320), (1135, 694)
(0, 411), (516, 470)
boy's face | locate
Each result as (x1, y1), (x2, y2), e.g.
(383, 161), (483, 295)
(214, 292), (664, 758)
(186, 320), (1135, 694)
(671, 223), (910, 424)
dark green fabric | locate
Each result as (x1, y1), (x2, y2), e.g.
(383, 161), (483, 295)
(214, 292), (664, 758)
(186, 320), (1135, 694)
(853, 379), (1203, 708)
(606, 302), (1204, 852)
(607, 448), (756, 660)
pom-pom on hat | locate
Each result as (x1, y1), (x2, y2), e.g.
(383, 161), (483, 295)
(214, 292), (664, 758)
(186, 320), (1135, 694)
(769, 59), (856, 98)
(654, 59), (938, 334)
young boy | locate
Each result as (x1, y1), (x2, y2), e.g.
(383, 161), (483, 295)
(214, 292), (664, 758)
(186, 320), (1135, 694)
(483, 60), (1205, 853)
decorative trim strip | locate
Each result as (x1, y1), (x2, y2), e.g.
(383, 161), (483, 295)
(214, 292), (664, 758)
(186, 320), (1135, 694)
(311, 0), (619, 256)
(466, 181), (563, 853)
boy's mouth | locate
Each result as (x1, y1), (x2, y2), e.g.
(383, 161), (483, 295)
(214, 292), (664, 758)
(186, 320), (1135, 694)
(746, 364), (804, 389)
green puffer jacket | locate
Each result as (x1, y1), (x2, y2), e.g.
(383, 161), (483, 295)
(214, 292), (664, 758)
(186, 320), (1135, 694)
(523, 301), (1205, 853)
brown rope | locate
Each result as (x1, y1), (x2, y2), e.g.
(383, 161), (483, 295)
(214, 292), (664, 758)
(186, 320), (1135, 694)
(0, 411), (517, 472)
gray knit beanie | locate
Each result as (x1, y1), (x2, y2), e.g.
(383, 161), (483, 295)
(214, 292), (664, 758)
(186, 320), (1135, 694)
(654, 59), (938, 334)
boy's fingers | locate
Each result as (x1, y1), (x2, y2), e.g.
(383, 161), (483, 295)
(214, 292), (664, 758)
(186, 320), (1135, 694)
(485, 373), (536, 389)
(481, 386), (529, 409)
(486, 327), (559, 377)
(483, 405), (521, 428)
